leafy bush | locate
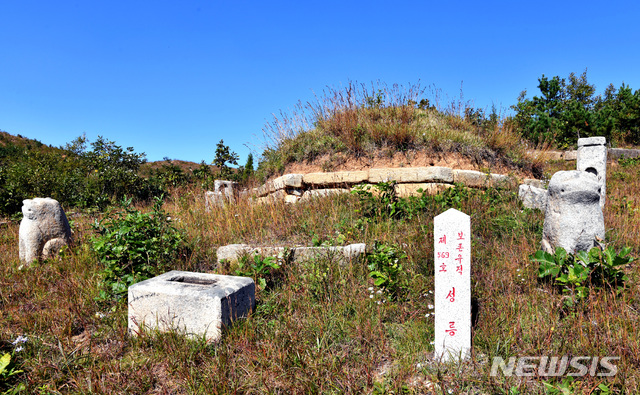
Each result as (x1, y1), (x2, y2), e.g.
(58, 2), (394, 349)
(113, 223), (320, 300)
(532, 246), (632, 307)
(91, 197), (186, 301)
(234, 253), (284, 292)
(0, 135), (162, 216)
(366, 241), (408, 300)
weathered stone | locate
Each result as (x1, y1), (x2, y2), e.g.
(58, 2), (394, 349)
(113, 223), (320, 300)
(300, 188), (351, 201)
(284, 194), (299, 204)
(293, 243), (366, 264)
(609, 148), (640, 160)
(19, 197), (72, 263)
(128, 270), (255, 342)
(518, 184), (548, 211)
(394, 183), (453, 198)
(541, 171), (604, 254)
(303, 171), (369, 186)
(255, 190), (288, 204)
(216, 243), (366, 265)
(453, 170), (510, 188)
(577, 137), (607, 208)
(205, 191), (224, 212)
(214, 180), (239, 201)
(523, 178), (546, 189)
(368, 167), (453, 183)
(257, 174), (303, 196)
(563, 150), (577, 160)
(216, 244), (252, 263)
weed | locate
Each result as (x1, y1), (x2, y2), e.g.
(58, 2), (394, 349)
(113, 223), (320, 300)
(366, 241), (408, 301)
(91, 196), (186, 302)
(234, 253), (283, 292)
(533, 246), (632, 307)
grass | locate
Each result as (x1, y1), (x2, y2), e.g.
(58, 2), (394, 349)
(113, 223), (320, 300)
(258, 81), (544, 180)
(1, 155), (639, 394)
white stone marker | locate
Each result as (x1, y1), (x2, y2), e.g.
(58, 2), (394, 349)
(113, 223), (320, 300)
(434, 208), (471, 362)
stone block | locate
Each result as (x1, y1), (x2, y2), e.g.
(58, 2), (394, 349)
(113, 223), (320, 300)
(284, 194), (299, 204)
(257, 174), (303, 196)
(368, 167), (453, 183)
(303, 171), (369, 186)
(292, 243), (366, 264)
(128, 270), (255, 341)
(452, 170), (491, 188)
(300, 188), (351, 201)
(518, 184), (548, 211)
(541, 171), (604, 254)
(19, 197), (72, 264)
(523, 178), (546, 189)
(394, 183), (453, 198)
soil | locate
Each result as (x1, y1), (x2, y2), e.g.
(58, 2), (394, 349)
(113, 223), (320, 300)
(282, 149), (538, 179)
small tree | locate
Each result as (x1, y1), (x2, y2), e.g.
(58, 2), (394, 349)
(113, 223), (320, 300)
(212, 139), (238, 180)
(242, 153), (254, 182)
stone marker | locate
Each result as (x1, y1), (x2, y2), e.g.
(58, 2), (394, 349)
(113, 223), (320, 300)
(434, 208), (471, 362)
(19, 197), (72, 264)
(577, 137), (607, 208)
(128, 270), (255, 341)
(541, 171), (604, 254)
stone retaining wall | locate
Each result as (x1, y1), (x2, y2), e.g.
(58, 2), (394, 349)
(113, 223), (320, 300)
(252, 167), (531, 204)
(527, 148), (640, 161)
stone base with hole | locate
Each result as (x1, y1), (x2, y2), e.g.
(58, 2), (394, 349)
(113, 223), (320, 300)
(127, 270), (255, 341)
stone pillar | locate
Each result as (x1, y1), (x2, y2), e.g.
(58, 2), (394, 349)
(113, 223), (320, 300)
(434, 208), (471, 363)
(577, 137), (607, 208)
(541, 171), (604, 254)
(19, 197), (72, 264)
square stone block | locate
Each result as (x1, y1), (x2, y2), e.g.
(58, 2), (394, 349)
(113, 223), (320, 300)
(128, 270), (255, 341)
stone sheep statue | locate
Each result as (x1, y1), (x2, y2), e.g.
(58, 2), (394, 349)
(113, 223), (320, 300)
(19, 197), (72, 264)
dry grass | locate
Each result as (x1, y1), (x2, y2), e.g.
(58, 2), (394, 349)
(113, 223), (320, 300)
(1, 158), (639, 393)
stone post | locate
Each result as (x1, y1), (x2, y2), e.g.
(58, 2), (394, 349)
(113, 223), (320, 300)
(434, 208), (471, 363)
(577, 137), (607, 208)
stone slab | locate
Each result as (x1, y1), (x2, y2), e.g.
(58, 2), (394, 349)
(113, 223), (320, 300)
(434, 208), (471, 363)
(216, 243), (366, 265)
(394, 183), (453, 198)
(368, 167), (453, 184)
(578, 137), (606, 147)
(257, 174), (303, 196)
(302, 171), (369, 186)
(300, 188), (351, 201)
(128, 270), (255, 341)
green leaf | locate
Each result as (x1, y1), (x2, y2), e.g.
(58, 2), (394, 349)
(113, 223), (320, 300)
(0, 353), (11, 374)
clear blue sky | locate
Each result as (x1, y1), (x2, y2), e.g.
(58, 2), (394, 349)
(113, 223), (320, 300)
(2, 1), (639, 164)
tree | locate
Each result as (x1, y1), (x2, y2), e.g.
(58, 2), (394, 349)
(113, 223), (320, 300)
(212, 139), (239, 180)
(242, 153), (254, 182)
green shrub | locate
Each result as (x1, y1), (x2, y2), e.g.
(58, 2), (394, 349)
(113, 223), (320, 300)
(366, 241), (408, 301)
(91, 197), (186, 302)
(532, 246), (632, 307)
(234, 253), (284, 293)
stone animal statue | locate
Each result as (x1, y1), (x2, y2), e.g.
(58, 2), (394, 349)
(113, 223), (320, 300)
(19, 197), (72, 263)
(541, 171), (604, 254)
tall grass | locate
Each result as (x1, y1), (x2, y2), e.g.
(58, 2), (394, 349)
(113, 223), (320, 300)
(1, 157), (638, 393)
(258, 81), (540, 179)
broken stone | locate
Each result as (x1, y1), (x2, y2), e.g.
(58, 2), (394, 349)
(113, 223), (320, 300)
(577, 137), (607, 208)
(518, 184), (548, 211)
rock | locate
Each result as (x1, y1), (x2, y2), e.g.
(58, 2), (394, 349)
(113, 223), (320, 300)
(452, 170), (512, 188)
(518, 184), (548, 211)
(205, 180), (239, 211)
(216, 243), (367, 265)
(523, 178), (546, 189)
(257, 174), (303, 196)
(216, 244), (252, 263)
(303, 171), (369, 186)
(541, 171), (604, 254)
(284, 194), (299, 204)
(19, 198), (72, 264)
(577, 137), (607, 208)
(368, 167), (453, 184)
(128, 270), (255, 342)
(394, 183), (453, 198)
(300, 188), (351, 201)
